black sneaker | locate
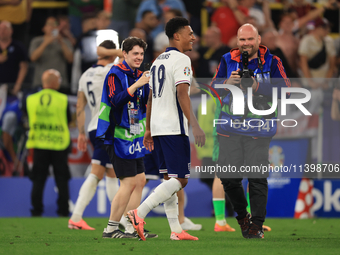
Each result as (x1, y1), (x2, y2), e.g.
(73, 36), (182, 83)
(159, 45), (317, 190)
(247, 223), (264, 239)
(237, 213), (251, 238)
(131, 230), (158, 239)
(102, 229), (137, 239)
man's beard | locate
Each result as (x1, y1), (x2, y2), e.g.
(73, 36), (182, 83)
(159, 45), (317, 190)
(241, 47), (257, 58)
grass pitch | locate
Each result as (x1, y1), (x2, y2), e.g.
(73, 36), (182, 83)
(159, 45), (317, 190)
(1, 217), (339, 255)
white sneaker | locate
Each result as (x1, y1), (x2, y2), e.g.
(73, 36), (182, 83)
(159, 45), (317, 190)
(180, 217), (202, 231)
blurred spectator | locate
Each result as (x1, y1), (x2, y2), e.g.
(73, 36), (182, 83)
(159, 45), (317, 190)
(153, 9), (183, 58)
(71, 11), (117, 90)
(0, 95), (23, 176)
(211, 0), (248, 47)
(239, 0), (265, 31)
(288, 0), (316, 19)
(68, 0), (103, 39)
(136, 0), (188, 39)
(298, 18), (336, 89)
(81, 13), (97, 35)
(0, 0), (32, 47)
(96, 10), (112, 30)
(29, 17), (73, 94)
(261, 28), (299, 79)
(136, 10), (159, 65)
(195, 26), (231, 78)
(130, 28), (147, 40)
(26, 69), (71, 217)
(283, 3), (335, 38)
(57, 15), (76, 46)
(0, 20), (28, 95)
(331, 88), (340, 120)
(182, 0), (204, 36)
(109, 0), (142, 43)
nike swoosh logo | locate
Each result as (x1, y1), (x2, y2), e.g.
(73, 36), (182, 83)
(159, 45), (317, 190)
(132, 212), (139, 226)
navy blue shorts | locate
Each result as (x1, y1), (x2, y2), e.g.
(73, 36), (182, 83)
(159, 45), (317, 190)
(153, 135), (191, 178)
(89, 130), (113, 168)
(144, 150), (164, 180)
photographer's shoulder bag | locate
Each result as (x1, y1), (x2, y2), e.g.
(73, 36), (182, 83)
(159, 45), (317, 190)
(307, 40), (327, 69)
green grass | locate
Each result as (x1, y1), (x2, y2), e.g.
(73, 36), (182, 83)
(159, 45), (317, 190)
(0, 217), (339, 255)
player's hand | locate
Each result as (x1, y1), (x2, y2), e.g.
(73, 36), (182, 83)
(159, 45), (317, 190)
(226, 69), (241, 85)
(77, 133), (87, 152)
(192, 124), (206, 147)
(135, 72), (150, 88)
(143, 130), (154, 151)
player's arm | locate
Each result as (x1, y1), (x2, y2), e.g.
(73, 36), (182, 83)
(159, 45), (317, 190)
(144, 90), (154, 151)
(177, 83), (191, 123)
(190, 101), (206, 147)
(177, 83), (206, 147)
(97, 47), (123, 59)
(190, 77), (201, 95)
(109, 72), (150, 108)
(76, 91), (87, 151)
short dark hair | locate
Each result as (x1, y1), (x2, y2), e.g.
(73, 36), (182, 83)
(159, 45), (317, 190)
(166, 9), (183, 18)
(121, 36), (147, 53)
(142, 10), (154, 19)
(99, 40), (116, 49)
(165, 17), (189, 40)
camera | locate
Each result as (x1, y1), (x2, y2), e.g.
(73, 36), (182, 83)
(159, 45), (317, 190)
(238, 51), (254, 88)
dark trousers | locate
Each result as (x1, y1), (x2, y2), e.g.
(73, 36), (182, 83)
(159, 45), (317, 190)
(217, 135), (271, 226)
(30, 149), (70, 216)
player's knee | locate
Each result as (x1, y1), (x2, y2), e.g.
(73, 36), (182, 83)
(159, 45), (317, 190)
(91, 164), (106, 180)
(163, 173), (169, 180)
(105, 168), (116, 178)
(177, 178), (188, 188)
(135, 174), (146, 189)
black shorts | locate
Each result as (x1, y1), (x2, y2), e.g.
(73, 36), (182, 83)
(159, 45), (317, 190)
(105, 145), (145, 178)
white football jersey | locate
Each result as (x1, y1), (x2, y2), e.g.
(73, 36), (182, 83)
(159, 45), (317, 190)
(78, 64), (112, 132)
(150, 48), (192, 136)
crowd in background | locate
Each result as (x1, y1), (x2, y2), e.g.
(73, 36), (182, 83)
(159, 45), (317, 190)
(1, 0), (340, 177)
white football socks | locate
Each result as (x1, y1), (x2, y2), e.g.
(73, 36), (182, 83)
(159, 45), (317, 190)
(164, 193), (182, 233)
(106, 220), (119, 232)
(105, 176), (119, 203)
(120, 215), (128, 229)
(137, 178), (182, 219)
(71, 173), (99, 222)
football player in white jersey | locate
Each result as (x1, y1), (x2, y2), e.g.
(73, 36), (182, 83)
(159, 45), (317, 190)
(68, 40), (120, 230)
(128, 17), (205, 241)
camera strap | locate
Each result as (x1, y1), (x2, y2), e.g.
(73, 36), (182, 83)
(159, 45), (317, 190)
(257, 56), (265, 79)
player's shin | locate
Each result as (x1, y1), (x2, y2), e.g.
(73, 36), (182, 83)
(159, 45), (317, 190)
(164, 193), (182, 233)
(105, 176), (119, 203)
(71, 173), (99, 222)
(137, 178), (182, 219)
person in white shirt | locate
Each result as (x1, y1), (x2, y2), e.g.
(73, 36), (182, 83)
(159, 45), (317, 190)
(127, 17), (205, 241)
(68, 40), (119, 230)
